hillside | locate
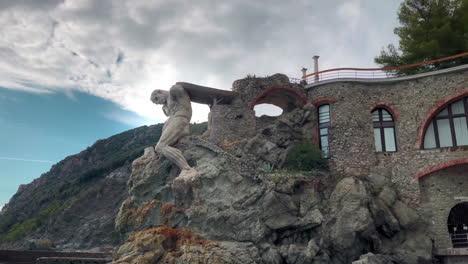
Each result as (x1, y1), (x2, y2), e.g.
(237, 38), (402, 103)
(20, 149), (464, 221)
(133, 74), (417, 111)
(0, 123), (206, 250)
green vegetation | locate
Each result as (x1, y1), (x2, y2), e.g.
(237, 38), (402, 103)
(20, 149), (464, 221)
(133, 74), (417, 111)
(0, 203), (62, 242)
(375, 0), (468, 75)
(284, 141), (328, 171)
(0, 122), (209, 243)
(190, 122), (208, 135)
(259, 163), (274, 174)
(0, 124), (165, 242)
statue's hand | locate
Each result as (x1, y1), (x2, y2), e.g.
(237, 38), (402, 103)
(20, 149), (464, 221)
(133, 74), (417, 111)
(162, 105), (169, 116)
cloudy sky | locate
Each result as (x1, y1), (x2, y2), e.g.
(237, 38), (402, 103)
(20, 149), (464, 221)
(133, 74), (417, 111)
(0, 0), (403, 208)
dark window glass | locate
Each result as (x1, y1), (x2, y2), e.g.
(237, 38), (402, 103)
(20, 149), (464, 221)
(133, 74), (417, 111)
(423, 97), (468, 149)
(318, 104), (330, 157)
(372, 109), (397, 152)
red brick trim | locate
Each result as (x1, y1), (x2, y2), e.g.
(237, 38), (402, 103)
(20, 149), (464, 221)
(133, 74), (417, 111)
(416, 89), (468, 148)
(311, 97), (337, 106)
(415, 158), (468, 179)
(250, 86), (307, 110)
(314, 123), (319, 146)
(371, 102), (399, 121)
(311, 98), (336, 149)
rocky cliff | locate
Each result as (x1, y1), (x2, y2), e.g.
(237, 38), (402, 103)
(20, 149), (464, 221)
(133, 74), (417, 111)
(0, 76), (435, 263)
(110, 107), (433, 264)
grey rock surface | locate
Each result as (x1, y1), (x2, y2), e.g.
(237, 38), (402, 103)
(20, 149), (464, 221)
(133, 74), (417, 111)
(352, 253), (398, 264)
(112, 111), (433, 264)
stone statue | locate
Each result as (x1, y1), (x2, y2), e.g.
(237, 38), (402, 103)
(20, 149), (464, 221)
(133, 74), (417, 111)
(150, 84), (199, 183)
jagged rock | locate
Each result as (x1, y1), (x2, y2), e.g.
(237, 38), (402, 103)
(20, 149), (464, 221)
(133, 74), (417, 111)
(113, 227), (261, 264)
(391, 201), (419, 229)
(277, 240), (320, 264)
(27, 239), (53, 251)
(262, 191), (298, 230)
(327, 177), (377, 261)
(378, 186), (397, 207)
(260, 245), (282, 264)
(329, 178), (374, 241)
(352, 253), (398, 264)
(369, 199), (400, 238)
(393, 231), (433, 264)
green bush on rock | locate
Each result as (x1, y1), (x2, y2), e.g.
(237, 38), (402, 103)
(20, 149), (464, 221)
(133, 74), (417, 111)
(284, 141), (327, 171)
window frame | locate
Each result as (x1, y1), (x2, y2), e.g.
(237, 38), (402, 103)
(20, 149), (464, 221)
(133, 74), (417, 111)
(372, 108), (397, 152)
(424, 96), (468, 149)
(318, 104), (330, 157)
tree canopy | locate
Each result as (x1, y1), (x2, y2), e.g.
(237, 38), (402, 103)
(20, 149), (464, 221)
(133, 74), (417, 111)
(375, 0), (468, 75)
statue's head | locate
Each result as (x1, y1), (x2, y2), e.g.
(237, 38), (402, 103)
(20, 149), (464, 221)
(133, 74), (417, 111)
(150, 89), (169, 104)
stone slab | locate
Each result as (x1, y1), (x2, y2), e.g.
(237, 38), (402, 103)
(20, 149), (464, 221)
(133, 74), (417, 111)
(176, 82), (238, 105)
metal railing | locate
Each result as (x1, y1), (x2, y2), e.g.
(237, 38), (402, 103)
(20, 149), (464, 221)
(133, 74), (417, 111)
(290, 52), (468, 85)
(451, 233), (468, 248)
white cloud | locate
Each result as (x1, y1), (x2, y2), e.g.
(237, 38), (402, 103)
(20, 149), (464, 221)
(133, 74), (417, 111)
(0, 0), (403, 124)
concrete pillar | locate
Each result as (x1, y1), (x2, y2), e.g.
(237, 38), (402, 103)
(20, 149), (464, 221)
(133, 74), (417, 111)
(301, 67), (308, 78)
(300, 68), (308, 85)
(313, 55), (320, 81)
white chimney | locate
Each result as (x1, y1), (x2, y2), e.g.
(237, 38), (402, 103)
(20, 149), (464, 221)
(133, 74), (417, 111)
(313, 55), (320, 81)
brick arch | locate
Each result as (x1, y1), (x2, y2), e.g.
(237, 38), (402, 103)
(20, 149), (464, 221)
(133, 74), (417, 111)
(371, 102), (399, 121)
(250, 86), (307, 111)
(416, 89), (468, 148)
(415, 158), (468, 179)
(311, 97), (337, 106)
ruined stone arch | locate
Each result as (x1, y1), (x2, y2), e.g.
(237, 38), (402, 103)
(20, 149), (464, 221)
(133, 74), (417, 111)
(250, 86), (307, 113)
(417, 89), (468, 148)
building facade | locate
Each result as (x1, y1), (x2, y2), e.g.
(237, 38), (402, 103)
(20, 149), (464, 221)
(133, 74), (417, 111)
(206, 66), (468, 252)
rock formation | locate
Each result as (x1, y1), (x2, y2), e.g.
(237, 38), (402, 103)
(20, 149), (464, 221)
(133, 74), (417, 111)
(0, 75), (438, 263)
(111, 75), (433, 263)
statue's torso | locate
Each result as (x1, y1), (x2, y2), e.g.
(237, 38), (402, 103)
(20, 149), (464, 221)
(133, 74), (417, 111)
(165, 90), (192, 120)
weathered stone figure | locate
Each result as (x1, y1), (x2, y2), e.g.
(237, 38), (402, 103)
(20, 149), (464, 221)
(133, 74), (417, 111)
(150, 84), (199, 181)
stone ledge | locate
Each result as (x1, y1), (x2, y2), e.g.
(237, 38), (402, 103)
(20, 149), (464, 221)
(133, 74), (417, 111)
(36, 257), (111, 264)
(435, 247), (468, 256)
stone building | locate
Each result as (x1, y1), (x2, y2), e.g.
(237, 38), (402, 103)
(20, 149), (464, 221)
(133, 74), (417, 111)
(204, 66), (468, 254)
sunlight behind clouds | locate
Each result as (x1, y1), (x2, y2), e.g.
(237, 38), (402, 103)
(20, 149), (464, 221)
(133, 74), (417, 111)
(0, 0), (402, 125)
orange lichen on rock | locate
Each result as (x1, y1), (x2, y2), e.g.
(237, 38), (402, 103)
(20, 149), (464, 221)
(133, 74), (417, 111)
(114, 227), (218, 264)
(219, 139), (242, 150)
(128, 227), (215, 253)
(161, 203), (175, 214)
(116, 200), (185, 232)
(131, 200), (161, 224)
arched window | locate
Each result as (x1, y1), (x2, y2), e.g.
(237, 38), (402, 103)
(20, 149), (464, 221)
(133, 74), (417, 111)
(318, 104), (330, 157)
(424, 97), (468, 149)
(372, 108), (397, 152)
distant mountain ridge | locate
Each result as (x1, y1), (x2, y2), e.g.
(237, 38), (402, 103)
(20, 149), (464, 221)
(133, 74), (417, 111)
(0, 123), (206, 250)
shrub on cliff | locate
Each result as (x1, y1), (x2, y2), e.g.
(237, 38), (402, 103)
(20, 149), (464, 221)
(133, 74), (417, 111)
(284, 141), (328, 171)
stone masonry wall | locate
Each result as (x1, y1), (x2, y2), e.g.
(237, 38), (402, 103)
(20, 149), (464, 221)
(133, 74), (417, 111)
(207, 69), (468, 252)
(419, 164), (468, 250)
(306, 69), (468, 204)
(209, 102), (256, 145)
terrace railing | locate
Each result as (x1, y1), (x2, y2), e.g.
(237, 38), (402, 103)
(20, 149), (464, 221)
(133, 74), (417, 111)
(290, 52), (468, 85)
(451, 232), (468, 248)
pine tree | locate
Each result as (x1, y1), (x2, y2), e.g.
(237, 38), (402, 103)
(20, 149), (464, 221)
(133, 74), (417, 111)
(375, 0), (468, 75)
